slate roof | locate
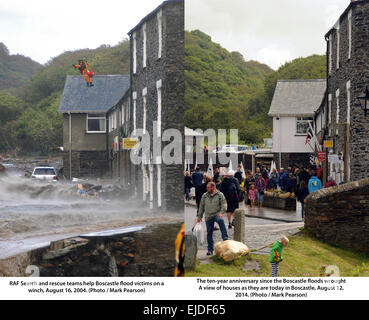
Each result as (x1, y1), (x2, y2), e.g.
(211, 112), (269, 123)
(128, 0), (183, 35)
(268, 80), (326, 117)
(58, 75), (130, 113)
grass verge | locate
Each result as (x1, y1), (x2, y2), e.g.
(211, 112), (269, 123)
(186, 231), (369, 277)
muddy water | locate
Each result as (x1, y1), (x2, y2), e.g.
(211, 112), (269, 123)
(0, 168), (182, 259)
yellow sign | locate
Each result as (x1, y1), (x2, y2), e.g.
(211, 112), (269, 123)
(122, 138), (138, 150)
(324, 140), (333, 148)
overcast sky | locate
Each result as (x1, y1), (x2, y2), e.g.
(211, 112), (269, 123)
(185, 0), (350, 69)
(0, 0), (165, 64)
(1, 0), (350, 68)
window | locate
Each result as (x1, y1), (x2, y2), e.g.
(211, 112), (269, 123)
(143, 23), (147, 68)
(133, 32), (137, 74)
(348, 10), (352, 60)
(296, 117), (313, 135)
(87, 114), (106, 133)
(157, 10), (163, 59)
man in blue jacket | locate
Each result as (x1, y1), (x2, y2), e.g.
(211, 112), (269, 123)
(308, 170), (322, 194)
(192, 167), (204, 210)
(278, 168), (288, 191)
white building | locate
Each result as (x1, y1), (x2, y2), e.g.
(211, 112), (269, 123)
(268, 79), (326, 169)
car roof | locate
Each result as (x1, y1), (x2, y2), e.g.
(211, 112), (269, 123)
(33, 167), (56, 170)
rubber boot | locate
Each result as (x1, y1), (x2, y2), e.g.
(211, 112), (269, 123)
(89, 82), (94, 87)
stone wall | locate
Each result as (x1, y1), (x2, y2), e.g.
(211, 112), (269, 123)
(326, 1), (369, 181)
(0, 222), (182, 277)
(129, 0), (184, 213)
(62, 151), (109, 179)
(273, 152), (312, 170)
(304, 178), (369, 253)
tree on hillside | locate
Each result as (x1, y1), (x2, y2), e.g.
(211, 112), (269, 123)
(0, 92), (24, 150)
(0, 42), (42, 93)
(184, 30), (274, 144)
(264, 54), (326, 104)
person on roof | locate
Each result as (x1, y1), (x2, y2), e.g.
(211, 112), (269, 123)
(73, 59), (94, 87)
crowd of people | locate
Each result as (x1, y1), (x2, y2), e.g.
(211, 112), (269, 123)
(185, 163), (338, 222)
(185, 162), (338, 274)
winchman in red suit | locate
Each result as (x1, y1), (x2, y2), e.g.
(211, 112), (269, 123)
(73, 59), (95, 87)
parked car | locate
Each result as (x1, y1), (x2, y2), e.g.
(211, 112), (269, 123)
(31, 166), (58, 181)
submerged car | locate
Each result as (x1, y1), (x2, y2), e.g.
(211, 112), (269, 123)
(31, 166), (58, 181)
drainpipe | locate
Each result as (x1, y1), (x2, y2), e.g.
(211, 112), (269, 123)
(278, 114), (282, 170)
(68, 112), (72, 180)
(106, 114), (110, 179)
(118, 108), (121, 183)
(324, 34), (330, 184)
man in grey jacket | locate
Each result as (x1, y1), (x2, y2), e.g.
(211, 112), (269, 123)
(196, 182), (228, 255)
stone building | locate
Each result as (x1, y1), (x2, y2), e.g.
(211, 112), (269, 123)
(127, 0), (184, 212)
(315, 0), (369, 182)
(58, 75), (130, 179)
(58, 0), (184, 212)
(268, 80), (326, 169)
(107, 90), (131, 185)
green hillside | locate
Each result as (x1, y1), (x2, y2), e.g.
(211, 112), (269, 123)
(1, 31), (327, 154)
(184, 30), (327, 144)
(185, 30), (274, 144)
(19, 40), (130, 104)
(264, 54), (327, 104)
(0, 43), (41, 94)
(0, 40), (130, 154)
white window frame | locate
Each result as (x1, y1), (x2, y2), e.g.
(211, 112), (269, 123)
(328, 94), (332, 136)
(121, 103), (125, 126)
(126, 97), (130, 129)
(346, 81), (351, 124)
(329, 34), (333, 75)
(157, 10), (163, 59)
(336, 22), (340, 70)
(157, 165), (162, 208)
(156, 80), (162, 165)
(336, 89), (340, 135)
(348, 10), (352, 60)
(114, 136), (119, 152)
(296, 117), (313, 136)
(156, 80), (162, 138)
(142, 87), (147, 132)
(143, 23), (147, 69)
(133, 32), (137, 74)
(133, 91), (137, 131)
(86, 113), (106, 134)
(111, 110), (116, 131)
